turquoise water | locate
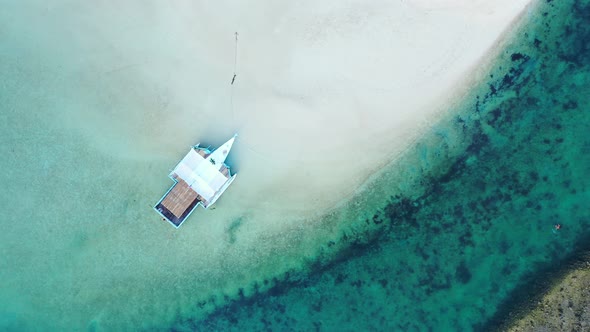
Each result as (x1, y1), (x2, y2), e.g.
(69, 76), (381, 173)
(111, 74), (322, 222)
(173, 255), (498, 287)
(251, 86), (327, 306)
(1, 0), (589, 331)
(180, 0), (590, 330)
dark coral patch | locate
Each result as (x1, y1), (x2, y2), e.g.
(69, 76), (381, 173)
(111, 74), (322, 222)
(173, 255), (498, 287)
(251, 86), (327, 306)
(455, 261), (472, 284)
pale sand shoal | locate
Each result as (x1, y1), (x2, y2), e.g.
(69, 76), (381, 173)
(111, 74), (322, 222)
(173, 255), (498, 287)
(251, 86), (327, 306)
(48, 0), (533, 230)
(0, 0), (536, 329)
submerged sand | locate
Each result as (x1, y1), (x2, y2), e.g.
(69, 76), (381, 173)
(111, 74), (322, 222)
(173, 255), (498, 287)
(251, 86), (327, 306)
(0, 0), (533, 329)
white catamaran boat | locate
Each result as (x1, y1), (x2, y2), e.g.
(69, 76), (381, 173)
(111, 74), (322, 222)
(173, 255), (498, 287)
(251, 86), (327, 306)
(154, 135), (237, 227)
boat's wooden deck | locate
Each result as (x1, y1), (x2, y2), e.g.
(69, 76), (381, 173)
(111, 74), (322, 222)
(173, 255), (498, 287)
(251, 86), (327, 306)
(196, 148), (208, 158)
(220, 164), (230, 177)
(161, 179), (197, 217)
(155, 179), (203, 227)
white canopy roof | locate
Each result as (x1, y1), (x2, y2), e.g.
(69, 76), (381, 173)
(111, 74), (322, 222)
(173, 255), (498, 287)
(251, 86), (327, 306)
(171, 136), (236, 202)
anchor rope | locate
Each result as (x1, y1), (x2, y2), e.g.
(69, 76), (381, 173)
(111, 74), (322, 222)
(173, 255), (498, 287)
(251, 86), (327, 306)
(230, 32), (238, 123)
(233, 32), (238, 77)
(229, 32), (273, 163)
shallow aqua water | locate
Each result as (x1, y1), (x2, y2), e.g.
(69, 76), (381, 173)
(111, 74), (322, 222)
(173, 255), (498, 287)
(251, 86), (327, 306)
(1, 0), (589, 331)
(183, 1), (590, 330)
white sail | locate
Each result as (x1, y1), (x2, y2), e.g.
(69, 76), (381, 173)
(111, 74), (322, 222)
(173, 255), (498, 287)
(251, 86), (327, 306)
(206, 134), (237, 170)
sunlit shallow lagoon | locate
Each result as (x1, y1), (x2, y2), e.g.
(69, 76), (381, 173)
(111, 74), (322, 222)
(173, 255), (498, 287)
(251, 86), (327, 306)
(1, 0), (589, 331)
